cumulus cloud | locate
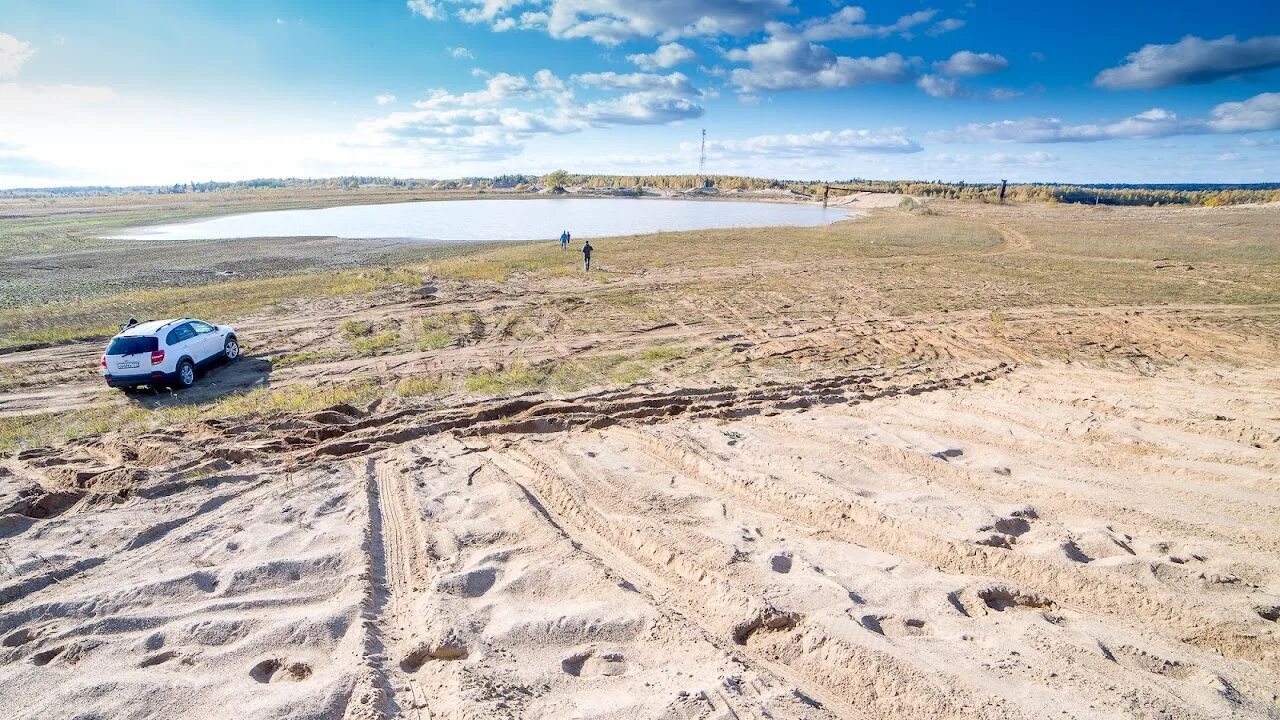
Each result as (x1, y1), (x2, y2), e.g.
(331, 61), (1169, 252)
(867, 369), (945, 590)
(415, 72), (535, 108)
(935, 50), (1008, 76)
(1206, 92), (1280, 132)
(447, 46), (474, 59)
(539, 0), (791, 45)
(933, 92), (1280, 143)
(917, 74), (969, 99)
(0, 33), (35, 78)
(575, 92), (703, 125)
(456, 0), (525, 24)
(933, 151), (1057, 167)
(406, 0), (446, 20)
(572, 71), (699, 96)
(353, 66), (705, 159)
(726, 28), (909, 91)
(927, 18), (964, 36)
(799, 7), (939, 41)
(710, 128), (922, 156)
(375, 93), (397, 105)
(1095, 34), (1280, 89)
(626, 42), (696, 70)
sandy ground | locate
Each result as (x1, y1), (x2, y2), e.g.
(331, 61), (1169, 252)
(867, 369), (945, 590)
(2, 361), (1277, 719)
(1, 200), (1278, 718)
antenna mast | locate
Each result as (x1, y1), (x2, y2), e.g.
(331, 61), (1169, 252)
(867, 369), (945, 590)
(698, 128), (706, 185)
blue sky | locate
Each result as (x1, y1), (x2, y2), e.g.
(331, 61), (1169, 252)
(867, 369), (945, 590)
(0, 0), (1278, 187)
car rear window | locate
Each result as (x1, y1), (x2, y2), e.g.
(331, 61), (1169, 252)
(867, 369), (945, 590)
(107, 336), (158, 355)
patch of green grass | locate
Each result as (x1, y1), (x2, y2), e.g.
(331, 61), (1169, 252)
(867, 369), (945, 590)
(640, 346), (683, 362)
(0, 271), (396, 350)
(395, 376), (446, 398)
(341, 319), (374, 338)
(351, 330), (399, 356)
(417, 329), (453, 350)
(464, 364), (544, 395)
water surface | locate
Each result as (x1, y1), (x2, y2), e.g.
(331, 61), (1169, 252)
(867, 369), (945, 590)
(109, 198), (846, 242)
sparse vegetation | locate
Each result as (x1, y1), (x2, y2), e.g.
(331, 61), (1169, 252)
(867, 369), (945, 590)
(0, 380), (382, 453)
(0, 271), (403, 350)
(351, 330), (399, 356)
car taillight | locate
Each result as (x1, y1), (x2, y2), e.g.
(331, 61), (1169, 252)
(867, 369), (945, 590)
(151, 349), (165, 365)
(100, 355), (107, 368)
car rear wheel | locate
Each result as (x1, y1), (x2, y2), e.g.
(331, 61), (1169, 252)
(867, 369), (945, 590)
(176, 360), (196, 389)
(224, 336), (240, 361)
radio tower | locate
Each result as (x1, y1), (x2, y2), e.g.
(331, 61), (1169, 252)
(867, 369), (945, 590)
(698, 128), (707, 187)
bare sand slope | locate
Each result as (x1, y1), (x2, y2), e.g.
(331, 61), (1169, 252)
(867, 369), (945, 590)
(2, 359), (1277, 718)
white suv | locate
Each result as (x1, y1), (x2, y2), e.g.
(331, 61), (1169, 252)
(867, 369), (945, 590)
(100, 318), (240, 391)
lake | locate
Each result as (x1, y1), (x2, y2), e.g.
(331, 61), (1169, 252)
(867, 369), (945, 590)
(108, 198), (848, 242)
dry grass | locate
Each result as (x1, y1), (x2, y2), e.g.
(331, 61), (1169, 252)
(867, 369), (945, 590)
(0, 380), (383, 453)
(0, 270), (410, 349)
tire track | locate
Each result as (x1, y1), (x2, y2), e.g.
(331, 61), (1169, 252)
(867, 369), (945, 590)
(490, 443), (1019, 720)
(615, 426), (1280, 672)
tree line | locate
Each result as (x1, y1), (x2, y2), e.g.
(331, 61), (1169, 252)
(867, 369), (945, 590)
(4, 174), (1277, 207)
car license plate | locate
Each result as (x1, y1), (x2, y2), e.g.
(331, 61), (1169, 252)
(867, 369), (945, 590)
(117, 361), (140, 369)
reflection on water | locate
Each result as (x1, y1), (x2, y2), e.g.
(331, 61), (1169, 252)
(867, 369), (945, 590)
(108, 198), (847, 242)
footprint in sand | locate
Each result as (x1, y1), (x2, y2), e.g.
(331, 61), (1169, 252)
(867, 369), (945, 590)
(249, 658), (313, 683)
(2, 628), (36, 648)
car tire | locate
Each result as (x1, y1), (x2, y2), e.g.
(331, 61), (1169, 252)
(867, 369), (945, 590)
(176, 360), (196, 389)
(224, 336), (240, 362)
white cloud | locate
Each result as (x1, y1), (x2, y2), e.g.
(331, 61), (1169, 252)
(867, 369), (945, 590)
(987, 88), (1023, 101)
(375, 93), (397, 105)
(927, 18), (964, 36)
(407, 0), (446, 20)
(447, 46), (475, 59)
(1206, 92), (1280, 132)
(934, 93), (1280, 143)
(353, 67), (706, 161)
(726, 28), (909, 91)
(0, 33), (36, 78)
(626, 42), (696, 70)
(917, 74), (969, 99)
(415, 72), (534, 108)
(799, 7), (938, 41)
(575, 91), (703, 125)
(710, 128), (922, 156)
(934, 50), (1008, 76)
(738, 93), (760, 105)
(543, 0), (791, 45)
(456, 0), (524, 24)
(1095, 34), (1280, 90)
(572, 71), (699, 96)
(933, 151), (1057, 167)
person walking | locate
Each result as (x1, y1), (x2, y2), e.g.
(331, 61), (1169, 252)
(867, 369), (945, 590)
(582, 240), (593, 271)
(559, 230), (568, 250)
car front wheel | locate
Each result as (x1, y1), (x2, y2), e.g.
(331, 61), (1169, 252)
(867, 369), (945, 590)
(176, 360), (196, 389)
(224, 336), (240, 361)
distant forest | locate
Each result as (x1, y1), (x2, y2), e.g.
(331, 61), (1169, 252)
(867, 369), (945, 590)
(4, 173), (1278, 207)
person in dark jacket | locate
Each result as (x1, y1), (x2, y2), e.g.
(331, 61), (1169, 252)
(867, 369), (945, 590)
(559, 230), (568, 250)
(582, 240), (593, 271)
